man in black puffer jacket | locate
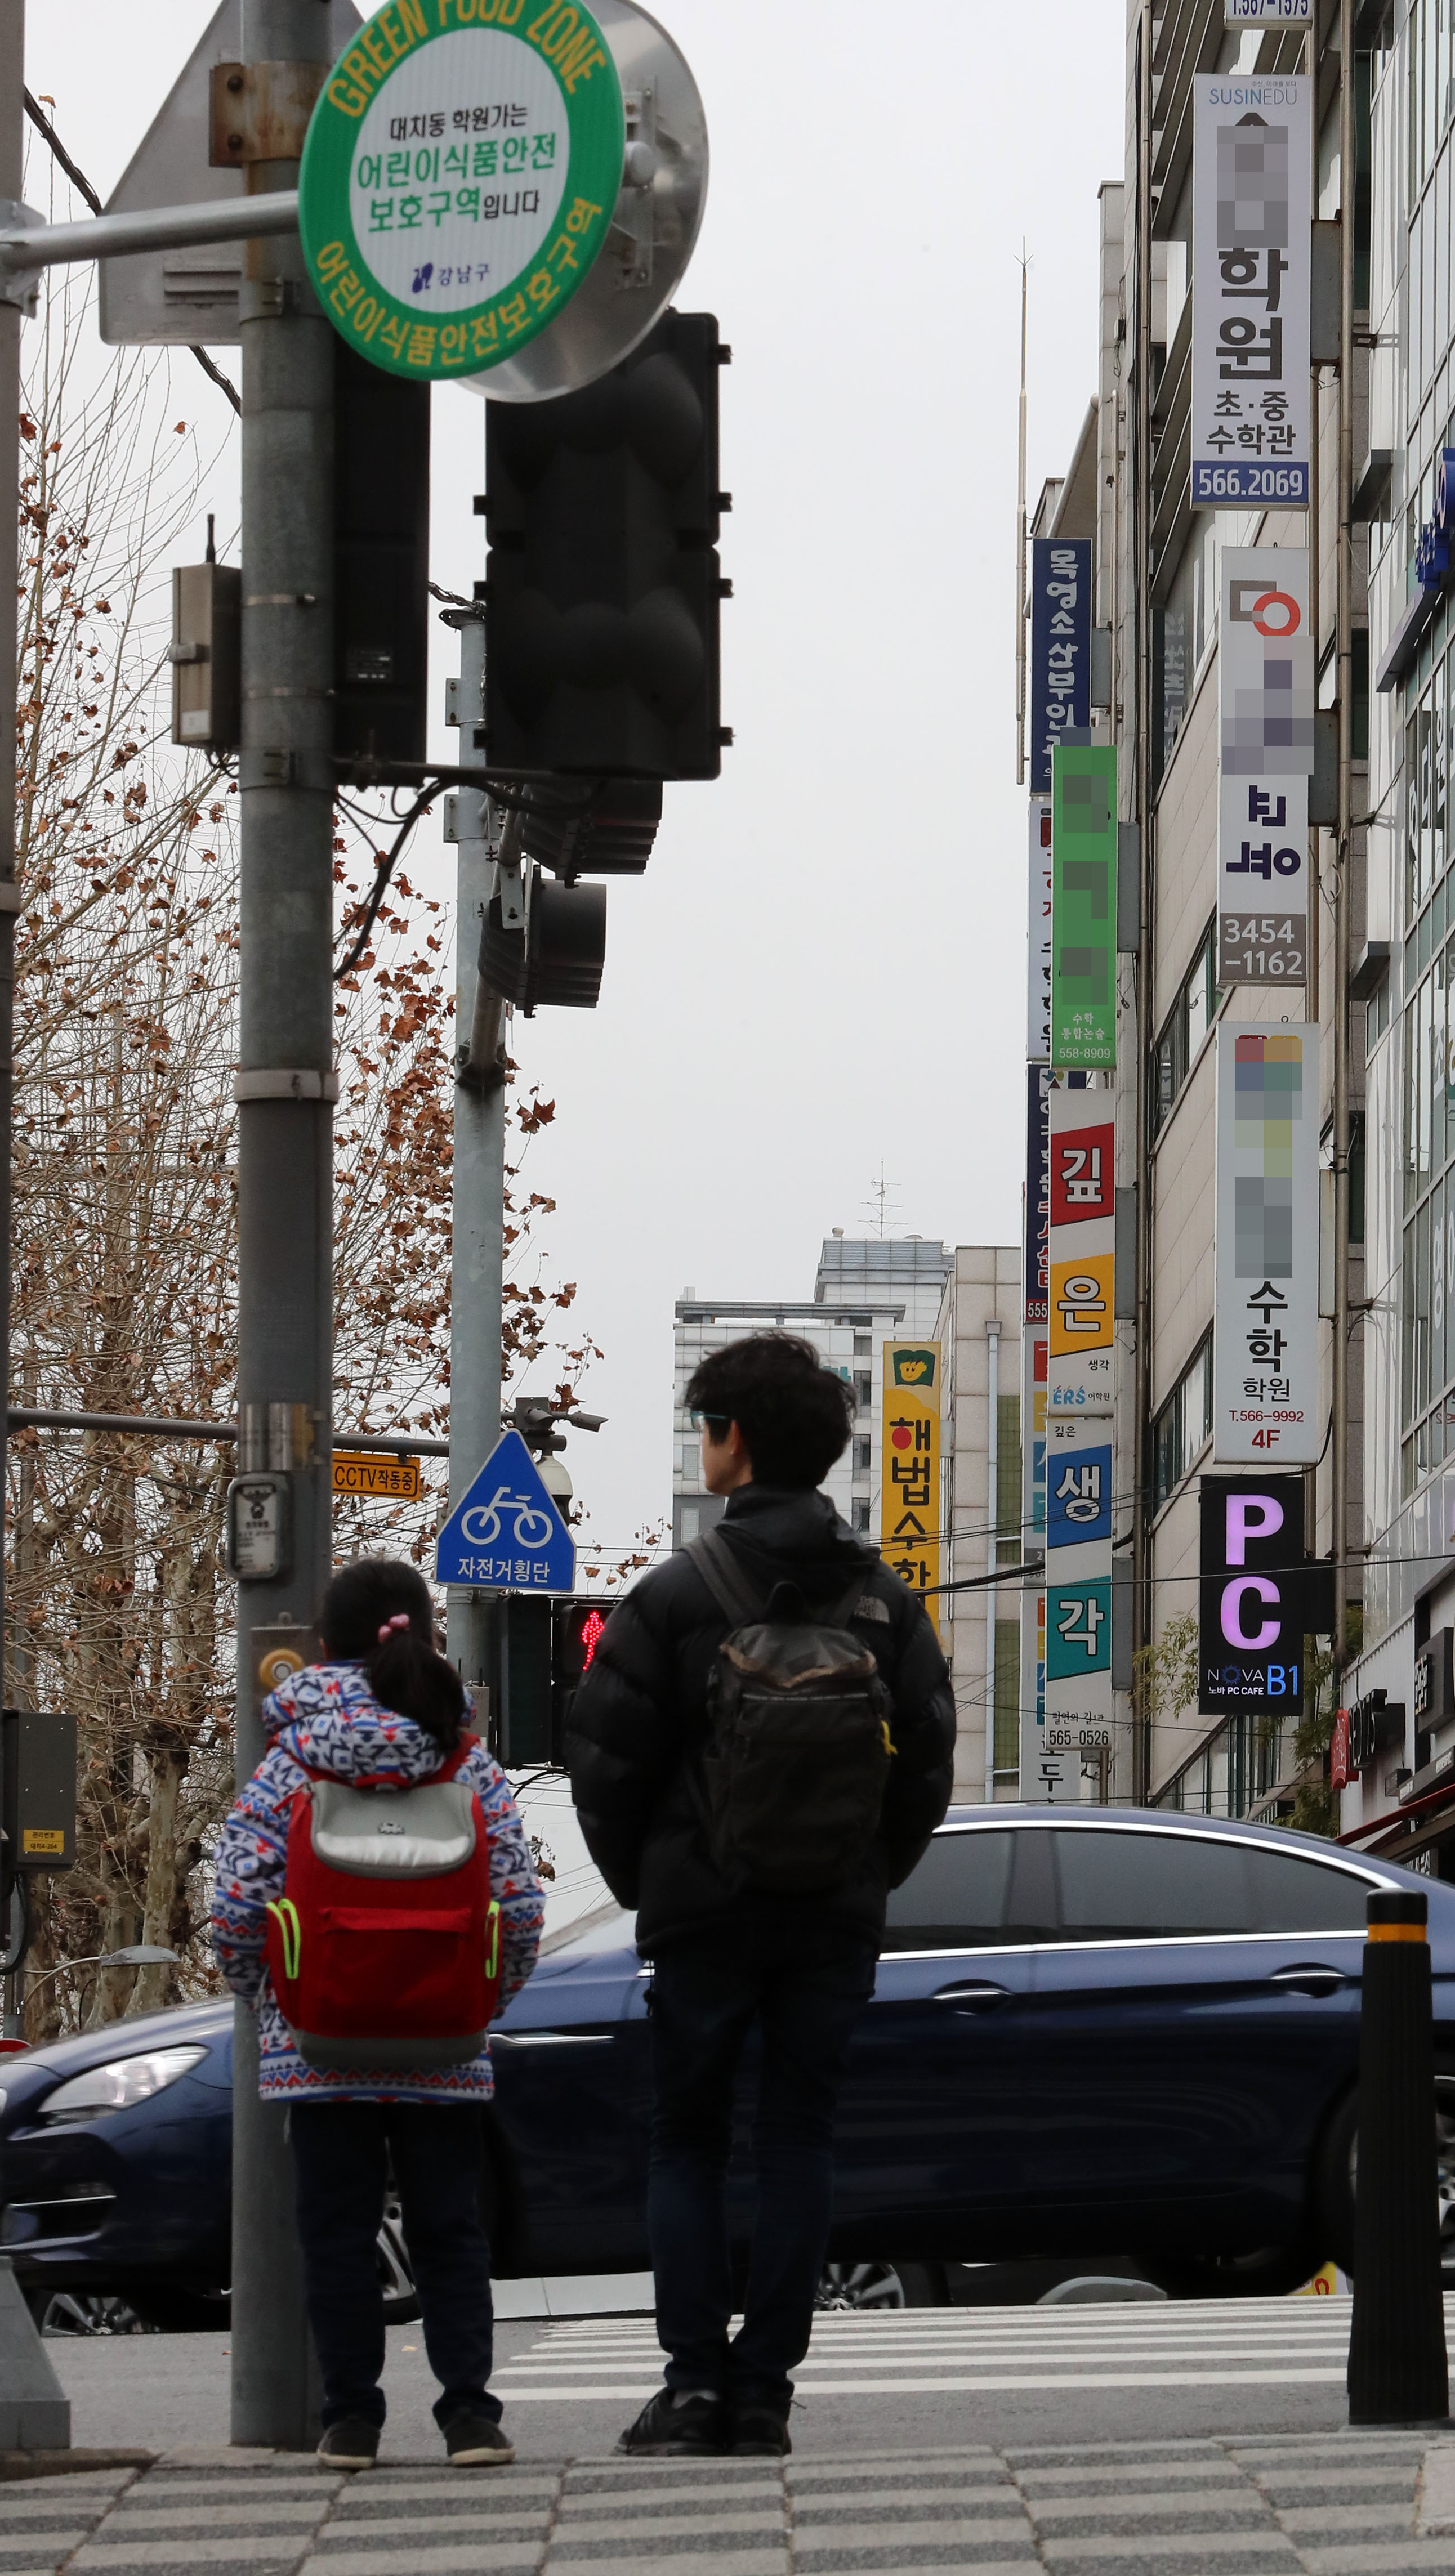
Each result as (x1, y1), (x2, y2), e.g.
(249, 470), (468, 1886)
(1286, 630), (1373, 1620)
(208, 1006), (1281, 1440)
(566, 1332), (955, 2462)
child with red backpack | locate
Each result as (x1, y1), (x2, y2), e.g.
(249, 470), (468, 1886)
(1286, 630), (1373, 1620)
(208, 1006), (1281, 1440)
(212, 1558), (543, 2468)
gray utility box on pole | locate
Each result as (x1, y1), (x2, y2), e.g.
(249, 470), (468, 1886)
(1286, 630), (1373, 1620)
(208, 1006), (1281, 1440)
(171, 562), (241, 753)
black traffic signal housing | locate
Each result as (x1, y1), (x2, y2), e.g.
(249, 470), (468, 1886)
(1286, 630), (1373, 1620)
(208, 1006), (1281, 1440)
(334, 337), (430, 774)
(480, 870), (606, 1014)
(520, 777), (662, 879)
(481, 310), (730, 780)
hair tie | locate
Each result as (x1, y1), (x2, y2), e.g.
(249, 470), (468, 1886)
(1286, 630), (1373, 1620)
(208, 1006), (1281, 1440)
(377, 1613), (411, 1643)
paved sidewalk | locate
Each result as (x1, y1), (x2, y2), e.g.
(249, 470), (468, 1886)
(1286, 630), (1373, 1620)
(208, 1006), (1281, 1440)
(5, 2430), (1455, 2575)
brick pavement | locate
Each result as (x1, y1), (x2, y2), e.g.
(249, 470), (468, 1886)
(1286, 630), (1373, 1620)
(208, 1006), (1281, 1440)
(2, 2431), (1454, 2575)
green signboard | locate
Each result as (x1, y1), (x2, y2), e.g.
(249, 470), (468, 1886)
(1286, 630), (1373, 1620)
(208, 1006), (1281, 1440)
(1050, 743), (1117, 1071)
(300, 0), (624, 382)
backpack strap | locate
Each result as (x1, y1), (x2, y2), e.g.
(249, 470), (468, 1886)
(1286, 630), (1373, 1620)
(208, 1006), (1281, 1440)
(688, 1528), (767, 1629)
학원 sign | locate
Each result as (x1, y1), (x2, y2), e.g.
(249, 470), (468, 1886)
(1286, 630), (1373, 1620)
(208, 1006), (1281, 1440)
(1050, 744), (1117, 1070)
(881, 1344), (941, 1639)
(1213, 1022), (1319, 1462)
(1192, 73), (1310, 506)
(1218, 548), (1313, 987)
(300, 0), (624, 382)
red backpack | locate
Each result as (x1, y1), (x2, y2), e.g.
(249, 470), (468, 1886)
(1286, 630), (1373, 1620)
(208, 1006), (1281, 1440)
(264, 1733), (502, 2070)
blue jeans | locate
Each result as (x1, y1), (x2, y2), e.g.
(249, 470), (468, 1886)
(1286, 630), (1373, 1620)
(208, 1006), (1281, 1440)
(288, 2099), (498, 2431)
(646, 1932), (877, 2407)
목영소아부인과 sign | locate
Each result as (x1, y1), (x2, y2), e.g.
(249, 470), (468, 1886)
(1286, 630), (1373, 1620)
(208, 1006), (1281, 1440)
(300, 0), (624, 382)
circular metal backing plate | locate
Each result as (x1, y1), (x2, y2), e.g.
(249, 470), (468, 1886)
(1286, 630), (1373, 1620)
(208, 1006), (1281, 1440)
(458, 0), (708, 402)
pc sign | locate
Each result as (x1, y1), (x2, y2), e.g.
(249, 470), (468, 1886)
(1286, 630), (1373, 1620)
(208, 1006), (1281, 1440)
(300, 0), (624, 381)
(436, 1429), (575, 1593)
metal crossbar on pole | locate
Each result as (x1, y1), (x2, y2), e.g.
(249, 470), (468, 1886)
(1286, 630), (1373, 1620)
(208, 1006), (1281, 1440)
(7, 1408), (449, 1457)
(0, 189), (299, 293)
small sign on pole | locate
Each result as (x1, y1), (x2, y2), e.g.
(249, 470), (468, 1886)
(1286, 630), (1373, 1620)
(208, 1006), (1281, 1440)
(332, 1452), (423, 1500)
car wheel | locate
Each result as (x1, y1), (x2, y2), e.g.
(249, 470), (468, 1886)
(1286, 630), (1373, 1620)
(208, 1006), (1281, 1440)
(1145, 2244), (1319, 2300)
(1317, 2065), (1455, 2281)
(815, 2260), (948, 2310)
(32, 2292), (153, 2337)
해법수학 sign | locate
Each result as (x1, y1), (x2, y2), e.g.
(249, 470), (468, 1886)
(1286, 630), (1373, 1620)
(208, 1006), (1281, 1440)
(300, 0), (624, 382)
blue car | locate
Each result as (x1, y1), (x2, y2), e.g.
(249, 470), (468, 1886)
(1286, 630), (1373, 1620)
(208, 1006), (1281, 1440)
(1, 1805), (1449, 2324)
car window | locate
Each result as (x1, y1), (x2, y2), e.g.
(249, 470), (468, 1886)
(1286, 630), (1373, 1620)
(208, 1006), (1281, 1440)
(1242, 1847), (1372, 1933)
(881, 1830), (1015, 1951)
(1052, 1829), (1254, 1938)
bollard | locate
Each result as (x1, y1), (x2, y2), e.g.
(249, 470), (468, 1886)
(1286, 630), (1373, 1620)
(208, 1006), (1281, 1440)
(1347, 1888), (1450, 2425)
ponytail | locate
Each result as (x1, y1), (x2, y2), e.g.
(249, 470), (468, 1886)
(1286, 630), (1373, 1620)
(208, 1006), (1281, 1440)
(319, 1558), (467, 1753)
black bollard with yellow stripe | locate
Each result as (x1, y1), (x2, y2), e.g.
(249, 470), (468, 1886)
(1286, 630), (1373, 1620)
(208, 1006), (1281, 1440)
(1347, 1888), (1450, 2426)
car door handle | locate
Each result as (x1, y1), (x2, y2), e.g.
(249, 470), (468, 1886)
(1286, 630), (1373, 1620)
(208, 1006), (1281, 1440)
(1267, 1965), (1347, 1997)
(931, 1982), (1011, 2012)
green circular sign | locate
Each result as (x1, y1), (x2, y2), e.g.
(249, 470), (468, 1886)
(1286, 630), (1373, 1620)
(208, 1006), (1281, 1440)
(300, 0), (624, 383)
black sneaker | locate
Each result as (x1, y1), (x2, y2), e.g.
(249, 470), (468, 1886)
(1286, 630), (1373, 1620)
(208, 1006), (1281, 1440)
(444, 2412), (515, 2466)
(733, 2401), (791, 2457)
(615, 2388), (727, 2456)
(316, 2417), (380, 2469)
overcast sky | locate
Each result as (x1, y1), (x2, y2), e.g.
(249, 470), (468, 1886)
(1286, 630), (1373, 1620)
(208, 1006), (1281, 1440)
(29, 1), (1125, 1567)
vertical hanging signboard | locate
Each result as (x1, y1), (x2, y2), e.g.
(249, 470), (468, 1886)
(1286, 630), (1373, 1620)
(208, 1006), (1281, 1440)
(1021, 1071), (1051, 1796)
(1028, 797), (1052, 1059)
(1050, 744), (1117, 1071)
(1040, 1414), (1113, 1799)
(1191, 72), (1311, 507)
(1029, 539), (1092, 795)
(1218, 548), (1313, 987)
(1047, 1088), (1115, 1417)
(1213, 1023), (1320, 1463)
(882, 1344), (943, 1639)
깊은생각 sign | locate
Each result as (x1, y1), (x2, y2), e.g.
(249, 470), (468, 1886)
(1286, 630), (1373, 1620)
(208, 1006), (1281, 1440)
(300, 0), (624, 382)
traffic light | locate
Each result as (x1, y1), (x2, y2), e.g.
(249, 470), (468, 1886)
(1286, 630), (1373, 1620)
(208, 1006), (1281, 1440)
(480, 871), (607, 1014)
(551, 1599), (614, 1760)
(520, 779), (662, 880)
(480, 310), (730, 780)
(334, 338), (430, 773)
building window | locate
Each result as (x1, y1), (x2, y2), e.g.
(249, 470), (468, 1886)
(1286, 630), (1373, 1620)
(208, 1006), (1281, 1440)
(852, 1436), (872, 1478)
(854, 1372), (872, 1415)
(854, 1333), (872, 1357)
(1151, 1334), (1213, 1514)
(851, 1499), (872, 1533)
(1151, 920), (1216, 1142)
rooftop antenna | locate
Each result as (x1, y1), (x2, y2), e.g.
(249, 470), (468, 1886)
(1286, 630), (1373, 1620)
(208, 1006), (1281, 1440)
(1015, 245), (1030, 787)
(863, 1165), (901, 1241)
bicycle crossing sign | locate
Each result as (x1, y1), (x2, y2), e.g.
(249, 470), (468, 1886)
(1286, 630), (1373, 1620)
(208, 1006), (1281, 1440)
(435, 1429), (574, 1594)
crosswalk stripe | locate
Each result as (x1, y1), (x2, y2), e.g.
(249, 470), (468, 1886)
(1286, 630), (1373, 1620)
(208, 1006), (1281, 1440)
(490, 2292), (1376, 2402)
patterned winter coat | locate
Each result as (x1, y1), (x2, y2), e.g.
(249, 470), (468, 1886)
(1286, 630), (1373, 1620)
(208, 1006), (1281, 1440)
(211, 1661), (543, 2103)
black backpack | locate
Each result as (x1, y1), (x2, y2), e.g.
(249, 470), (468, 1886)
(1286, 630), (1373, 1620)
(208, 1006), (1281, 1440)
(687, 1527), (895, 1897)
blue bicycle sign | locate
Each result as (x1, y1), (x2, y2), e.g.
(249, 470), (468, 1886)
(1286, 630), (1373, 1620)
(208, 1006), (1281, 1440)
(435, 1429), (575, 1594)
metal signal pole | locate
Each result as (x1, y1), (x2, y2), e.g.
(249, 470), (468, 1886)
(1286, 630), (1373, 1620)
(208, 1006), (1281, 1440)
(229, 0), (334, 2453)
(444, 605), (506, 1716)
